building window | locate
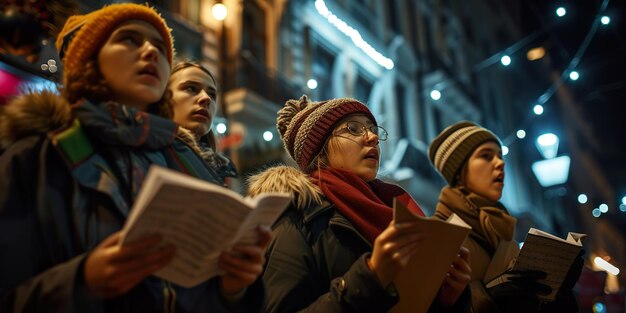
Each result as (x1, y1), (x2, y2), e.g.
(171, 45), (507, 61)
(395, 82), (408, 138)
(242, 1), (266, 65)
(309, 33), (336, 101)
(355, 68), (373, 104)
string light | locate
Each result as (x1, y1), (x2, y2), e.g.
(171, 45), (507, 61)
(601, 16), (611, 25)
(500, 55), (511, 66)
(314, 0), (394, 69)
(569, 71), (580, 81)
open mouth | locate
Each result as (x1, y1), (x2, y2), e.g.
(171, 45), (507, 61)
(364, 149), (379, 161)
(139, 64), (159, 80)
(494, 174), (504, 183)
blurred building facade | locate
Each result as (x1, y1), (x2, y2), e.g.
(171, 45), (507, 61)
(1, 0), (623, 310)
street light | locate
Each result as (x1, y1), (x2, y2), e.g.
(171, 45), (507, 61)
(531, 132), (571, 187)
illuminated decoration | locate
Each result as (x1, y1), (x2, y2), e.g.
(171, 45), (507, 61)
(526, 47), (546, 61)
(569, 71), (579, 80)
(621, 196), (626, 205)
(516, 129), (526, 139)
(533, 104), (544, 115)
(212, 3), (227, 21)
(216, 122), (227, 134)
(430, 89), (441, 100)
(599, 203), (608, 213)
(307, 78), (318, 89)
(531, 155), (571, 187)
(314, 0), (394, 70)
(536, 133), (559, 159)
(620, 204), (626, 212)
(556, 7), (567, 17)
(601, 16), (611, 25)
(594, 257), (620, 275)
(500, 55), (511, 66)
(578, 193), (588, 204)
(502, 145), (509, 156)
(263, 131), (273, 142)
(592, 208), (601, 217)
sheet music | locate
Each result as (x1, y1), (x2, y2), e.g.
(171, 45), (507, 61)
(513, 230), (583, 300)
(120, 166), (290, 287)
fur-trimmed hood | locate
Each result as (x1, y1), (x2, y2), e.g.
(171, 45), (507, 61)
(0, 90), (72, 148)
(247, 165), (323, 209)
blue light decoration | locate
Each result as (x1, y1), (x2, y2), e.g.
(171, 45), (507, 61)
(314, 0), (394, 70)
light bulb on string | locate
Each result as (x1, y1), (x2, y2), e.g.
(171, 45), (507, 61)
(533, 104), (544, 115)
(569, 71), (580, 81)
(556, 7), (566, 17)
(601, 16), (611, 25)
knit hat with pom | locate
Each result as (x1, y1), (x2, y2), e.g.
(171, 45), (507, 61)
(56, 3), (174, 87)
(428, 121), (501, 186)
(277, 95), (376, 171)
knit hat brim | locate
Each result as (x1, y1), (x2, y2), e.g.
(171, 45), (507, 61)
(428, 121), (501, 185)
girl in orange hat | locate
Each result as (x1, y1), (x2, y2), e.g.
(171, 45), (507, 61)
(0, 4), (267, 312)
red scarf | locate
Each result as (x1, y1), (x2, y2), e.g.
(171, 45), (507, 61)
(311, 167), (425, 243)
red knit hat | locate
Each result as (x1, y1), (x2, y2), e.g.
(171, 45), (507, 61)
(277, 95), (376, 171)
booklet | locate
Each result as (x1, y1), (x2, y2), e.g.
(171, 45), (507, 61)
(119, 165), (290, 288)
(390, 199), (472, 313)
(511, 228), (586, 301)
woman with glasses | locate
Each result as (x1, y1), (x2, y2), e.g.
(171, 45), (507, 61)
(247, 96), (471, 312)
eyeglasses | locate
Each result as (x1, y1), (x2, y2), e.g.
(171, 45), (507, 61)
(333, 121), (388, 141)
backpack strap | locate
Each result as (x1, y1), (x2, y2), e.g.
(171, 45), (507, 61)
(50, 118), (94, 167)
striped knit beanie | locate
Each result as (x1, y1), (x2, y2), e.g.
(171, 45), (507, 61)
(56, 3), (174, 87)
(277, 95), (376, 171)
(428, 121), (501, 186)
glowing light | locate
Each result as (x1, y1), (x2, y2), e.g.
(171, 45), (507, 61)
(601, 16), (611, 25)
(594, 257), (620, 275)
(578, 194), (588, 204)
(527, 47), (546, 61)
(599, 203), (609, 213)
(500, 55), (511, 66)
(314, 0), (394, 69)
(516, 129), (526, 139)
(531, 155), (570, 187)
(212, 3), (227, 21)
(569, 71), (579, 81)
(536, 133), (559, 159)
(533, 104), (544, 115)
(592, 208), (601, 217)
(263, 131), (274, 141)
(621, 196), (626, 205)
(430, 89), (441, 101)
(502, 146), (509, 156)
(216, 123), (227, 134)
(556, 7), (566, 17)
(307, 79), (318, 89)
(620, 204), (626, 212)
(593, 302), (606, 313)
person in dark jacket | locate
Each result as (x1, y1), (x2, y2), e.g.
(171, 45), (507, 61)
(428, 121), (584, 313)
(0, 3), (267, 312)
(153, 61), (237, 183)
(247, 96), (472, 312)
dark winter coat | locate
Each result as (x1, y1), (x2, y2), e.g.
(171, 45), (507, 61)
(0, 91), (263, 313)
(247, 166), (469, 313)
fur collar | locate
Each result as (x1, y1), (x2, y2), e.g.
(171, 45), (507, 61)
(247, 165), (323, 209)
(0, 90), (72, 148)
